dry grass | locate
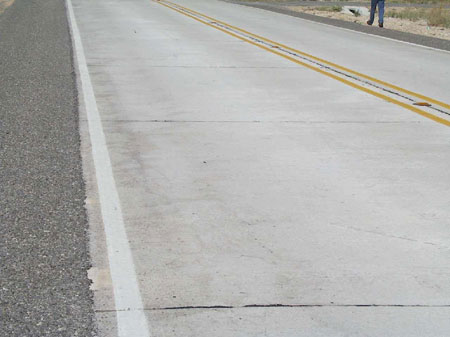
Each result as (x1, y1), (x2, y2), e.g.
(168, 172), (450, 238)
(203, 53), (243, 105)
(246, 0), (449, 3)
(428, 5), (450, 26)
(316, 5), (343, 12)
(0, 0), (15, 14)
(289, 4), (450, 39)
(390, 0), (448, 4)
(386, 6), (450, 27)
(386, 8), (427, 21)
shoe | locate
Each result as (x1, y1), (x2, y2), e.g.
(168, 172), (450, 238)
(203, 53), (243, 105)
(367, 20), (373, 25)
(379, 22), (383, 28)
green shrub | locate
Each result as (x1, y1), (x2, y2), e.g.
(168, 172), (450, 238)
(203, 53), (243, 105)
(331, 5), (343, 12)
(316, 6), (342, 12)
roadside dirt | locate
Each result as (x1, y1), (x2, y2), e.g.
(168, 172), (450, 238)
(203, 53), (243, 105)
(288, 6), (450, 40)
(0, 0), (15, 14)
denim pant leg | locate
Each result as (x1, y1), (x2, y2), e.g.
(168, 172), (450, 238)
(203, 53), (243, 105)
(369, 0), (378, 24)
(378, 0), (385, 23)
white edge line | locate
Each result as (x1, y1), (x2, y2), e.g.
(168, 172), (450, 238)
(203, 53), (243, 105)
(65, 1), (151, 336)
(231, 2), (450, 55)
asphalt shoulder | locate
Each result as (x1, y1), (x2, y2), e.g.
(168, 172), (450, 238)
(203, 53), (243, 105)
(0, 0), (95, 336)
(226, 1), (450, 52)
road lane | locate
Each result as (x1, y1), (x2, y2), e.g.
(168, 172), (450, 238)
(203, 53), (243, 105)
(71, 0), (450, 335)
(154, 0), (450, 125)
(231, 0), (450, 52)
(174, 0), (450, 104)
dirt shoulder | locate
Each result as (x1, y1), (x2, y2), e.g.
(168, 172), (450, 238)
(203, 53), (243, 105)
(0, 0), (15, 14)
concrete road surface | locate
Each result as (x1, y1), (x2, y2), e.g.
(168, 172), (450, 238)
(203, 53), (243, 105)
(68, 0), (450, 335)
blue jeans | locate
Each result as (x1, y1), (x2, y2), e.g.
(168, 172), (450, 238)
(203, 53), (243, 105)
(369, 0), (385, 24)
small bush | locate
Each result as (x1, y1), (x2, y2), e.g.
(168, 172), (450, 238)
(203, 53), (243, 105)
(392, 0), (442, 3)
(316, 6), (342, 12)
(386, 6), (450, 28)
(386, 8), (426, 21)
(427, 6), (450, 27)
(331, 5), (343, 12)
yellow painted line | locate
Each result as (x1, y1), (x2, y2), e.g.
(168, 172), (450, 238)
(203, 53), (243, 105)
(154, 0), (450, 127)
(164, 0), (450, 112)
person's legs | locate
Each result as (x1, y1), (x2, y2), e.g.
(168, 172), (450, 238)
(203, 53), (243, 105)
(367, 0), (378, 25)
(378, 0), (385, 25)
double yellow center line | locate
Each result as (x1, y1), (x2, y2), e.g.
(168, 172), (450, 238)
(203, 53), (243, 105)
(154, 0), (450, 127)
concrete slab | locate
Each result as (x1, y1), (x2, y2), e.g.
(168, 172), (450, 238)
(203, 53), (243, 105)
(105, 121), (450, 309)
(179, 0), (450, 103)
(144, 307), (450, 337)
(72, 0), (450, 335)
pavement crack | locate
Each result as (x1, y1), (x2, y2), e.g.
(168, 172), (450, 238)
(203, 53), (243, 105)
(97, 119), (422, 124)
(154, 305), (234, 310)
(242, 304), (450, 308)
(329, 224), (447, 249)
(154, 303), (450, 310)
(95, 303), (450, 313)
(87, 64), (297, 69)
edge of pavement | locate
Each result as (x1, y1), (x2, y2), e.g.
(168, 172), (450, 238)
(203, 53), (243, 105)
(224, 0), (450, 52)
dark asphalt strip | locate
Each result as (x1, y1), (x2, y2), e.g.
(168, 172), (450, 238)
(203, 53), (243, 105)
(228, 1), (450, 52)
(0, 0), (95, 336)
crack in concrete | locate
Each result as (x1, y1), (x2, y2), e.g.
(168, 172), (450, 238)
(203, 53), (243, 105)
(95, 303), (450, 313)
(329, 223), (447, 249)
(87, 64), (298, 69)
(93, 119), (422, 124)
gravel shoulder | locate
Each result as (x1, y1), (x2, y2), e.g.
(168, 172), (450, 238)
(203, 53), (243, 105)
(0, 0), (95, 336)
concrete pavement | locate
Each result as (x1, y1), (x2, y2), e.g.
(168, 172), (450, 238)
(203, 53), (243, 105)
(74, 0), (449, 335)
(231, 0), (450, 9)
(231, 0), (450, 51)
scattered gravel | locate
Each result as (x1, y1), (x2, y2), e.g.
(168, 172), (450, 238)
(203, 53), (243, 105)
(0, 0), (95, 336)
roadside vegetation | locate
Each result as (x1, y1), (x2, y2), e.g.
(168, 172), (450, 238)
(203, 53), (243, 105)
(388, 0), (448, 4)
(0, 0), (15, 14)
(386, 6), (450, 27)
(240, 0), (450, 37)
(316, 5), (343, 12)
(288, 0), (450, 29)
(246, 0), (449, 3)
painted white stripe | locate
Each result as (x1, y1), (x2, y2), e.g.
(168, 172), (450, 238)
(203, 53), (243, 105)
(66, 1), (151, 336)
